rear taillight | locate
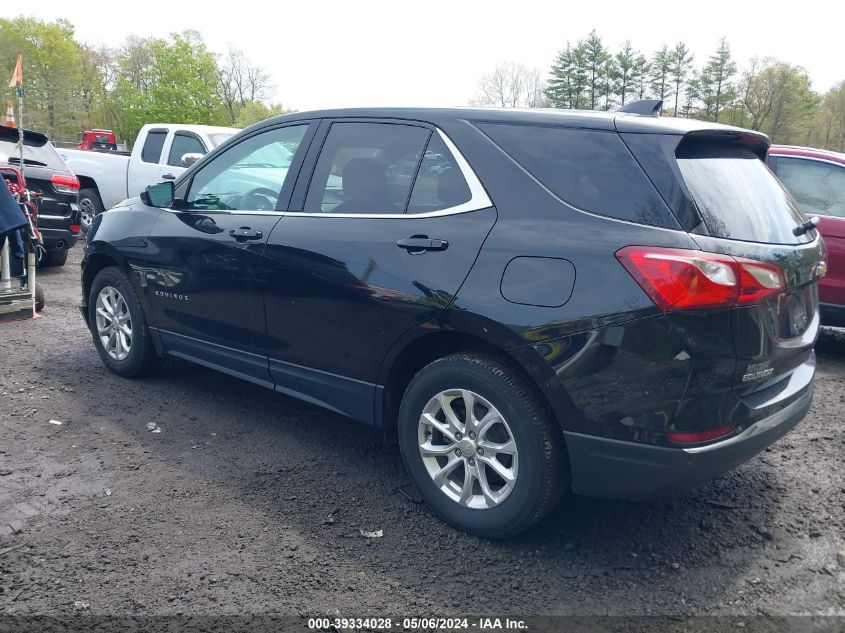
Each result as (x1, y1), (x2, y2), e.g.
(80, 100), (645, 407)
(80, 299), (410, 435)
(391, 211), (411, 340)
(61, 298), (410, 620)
(70, 224), (81, 234)
(616, 246), (785, 311)
(667, 425), (735, 444)
(51, 174), (80, 194)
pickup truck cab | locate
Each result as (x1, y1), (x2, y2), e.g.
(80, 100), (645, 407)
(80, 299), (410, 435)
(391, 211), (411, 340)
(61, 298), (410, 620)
(60, 124), (237, 230)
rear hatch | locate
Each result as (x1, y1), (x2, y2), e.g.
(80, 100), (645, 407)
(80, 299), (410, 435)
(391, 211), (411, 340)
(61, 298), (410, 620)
(624, 128), (824, 392)
(0, 127), (79, 220)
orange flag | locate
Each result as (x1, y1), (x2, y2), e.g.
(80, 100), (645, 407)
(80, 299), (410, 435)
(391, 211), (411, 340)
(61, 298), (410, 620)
(8, 55), (22, 88)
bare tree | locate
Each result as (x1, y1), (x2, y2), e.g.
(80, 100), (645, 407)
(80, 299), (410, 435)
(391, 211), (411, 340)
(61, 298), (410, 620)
(472, 62), (546, 108)
(217, 45), (274, 124)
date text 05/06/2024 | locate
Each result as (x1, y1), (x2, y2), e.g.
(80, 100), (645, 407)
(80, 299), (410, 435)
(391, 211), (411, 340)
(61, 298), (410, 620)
(307, 617), (528, 631)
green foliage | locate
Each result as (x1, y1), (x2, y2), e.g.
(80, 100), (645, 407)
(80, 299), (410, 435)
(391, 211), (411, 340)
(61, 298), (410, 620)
(696, 38), (736, 122)
(538, 30), (845, 150)
(0, 16), (85, 139)
(234, 101), (289, 128)
(0, 17), (277, 145)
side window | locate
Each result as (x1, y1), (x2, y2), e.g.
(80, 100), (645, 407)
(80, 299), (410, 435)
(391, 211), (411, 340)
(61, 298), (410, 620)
(407, 134), (472, 213)
(185, 124), (308, 212)
(141, 130), (167, 164)
(777, 157), (845, 219)
(303, 122), (429, 214)
(167, 133), (206, 167)
(477, 122), (675, 227)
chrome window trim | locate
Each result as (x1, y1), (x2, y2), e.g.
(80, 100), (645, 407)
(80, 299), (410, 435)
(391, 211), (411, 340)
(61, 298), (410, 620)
(284, 128), (493, 219)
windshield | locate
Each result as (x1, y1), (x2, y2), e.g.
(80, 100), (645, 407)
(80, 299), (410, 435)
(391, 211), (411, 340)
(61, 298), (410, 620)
(677, 145), (811, 245)
(208, 133), (235, 148)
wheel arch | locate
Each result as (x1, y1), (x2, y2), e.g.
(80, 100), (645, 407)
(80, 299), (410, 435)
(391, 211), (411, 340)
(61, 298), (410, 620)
(377, 326), (563, 440)
(76, 176), (101, 198)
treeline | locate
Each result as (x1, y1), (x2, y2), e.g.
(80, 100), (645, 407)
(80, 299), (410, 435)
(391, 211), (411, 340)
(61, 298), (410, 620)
(476, 30), (845, 151)
(0, 17), (289, 144)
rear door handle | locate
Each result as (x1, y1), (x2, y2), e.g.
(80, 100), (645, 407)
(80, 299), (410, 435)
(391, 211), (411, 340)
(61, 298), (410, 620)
(229, 227), (263, 241)
(162, 173), (176, 180)
(397, 236), (449, 253)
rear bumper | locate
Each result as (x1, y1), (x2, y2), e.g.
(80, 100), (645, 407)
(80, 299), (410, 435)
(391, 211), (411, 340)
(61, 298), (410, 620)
(39, 226), (79, 252)
(563, 369), (814, 500)
(820, 302), (845, 328)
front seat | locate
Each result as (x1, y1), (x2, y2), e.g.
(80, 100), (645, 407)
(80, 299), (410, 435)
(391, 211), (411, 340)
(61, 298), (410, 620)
(333, 158), (397, 214)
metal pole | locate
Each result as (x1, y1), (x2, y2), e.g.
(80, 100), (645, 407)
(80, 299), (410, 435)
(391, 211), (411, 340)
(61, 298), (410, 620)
(17, 84), (34, 310)
(0, 240), (10, 292)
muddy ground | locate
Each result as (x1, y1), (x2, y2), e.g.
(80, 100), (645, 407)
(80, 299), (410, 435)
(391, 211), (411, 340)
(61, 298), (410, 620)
(1, 247), (844, 618)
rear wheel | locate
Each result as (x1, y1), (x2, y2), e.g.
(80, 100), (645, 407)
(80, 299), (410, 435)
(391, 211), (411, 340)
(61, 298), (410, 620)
(399, 353), (568, 538)
(40, 248), (68, 267)
(79, 188), (104, 232)
(88, 266), (160, 377)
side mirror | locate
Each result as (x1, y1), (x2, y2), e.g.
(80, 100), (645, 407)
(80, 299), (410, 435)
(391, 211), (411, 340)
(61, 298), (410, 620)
(180, 152), (203, 167)
(142, 181), (175, 208)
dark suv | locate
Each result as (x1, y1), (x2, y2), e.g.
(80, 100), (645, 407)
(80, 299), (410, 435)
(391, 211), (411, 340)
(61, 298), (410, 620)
(81, 106), (824, 537)
(0, 126), (81, 266)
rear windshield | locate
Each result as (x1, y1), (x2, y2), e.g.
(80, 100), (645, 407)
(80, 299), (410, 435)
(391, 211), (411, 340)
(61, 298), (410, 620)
(677, 143), (810, 244)
(0, 137), (67, 171)
(477, 123), (678, 228)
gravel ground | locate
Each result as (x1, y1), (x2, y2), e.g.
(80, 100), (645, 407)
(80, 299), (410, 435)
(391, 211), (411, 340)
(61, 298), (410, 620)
(1, 246), (844, 618)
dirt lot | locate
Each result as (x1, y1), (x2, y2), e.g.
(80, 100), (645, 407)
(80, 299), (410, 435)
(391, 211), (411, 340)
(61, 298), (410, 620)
(1, 247), (844, 618)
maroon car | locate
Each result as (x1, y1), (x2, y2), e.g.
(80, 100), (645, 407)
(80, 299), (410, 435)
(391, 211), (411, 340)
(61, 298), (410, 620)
(768, 145), (845, 327)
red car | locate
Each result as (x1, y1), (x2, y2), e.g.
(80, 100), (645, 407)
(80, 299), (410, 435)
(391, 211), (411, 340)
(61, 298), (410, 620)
(768, 145), (845, 327)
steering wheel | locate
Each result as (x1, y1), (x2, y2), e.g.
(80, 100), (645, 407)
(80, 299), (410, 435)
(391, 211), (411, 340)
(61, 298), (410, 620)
(241, 187), (279, 211)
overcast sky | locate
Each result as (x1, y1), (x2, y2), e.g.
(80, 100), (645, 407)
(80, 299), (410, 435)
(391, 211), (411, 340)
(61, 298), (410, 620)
(17, 0), (845, 110)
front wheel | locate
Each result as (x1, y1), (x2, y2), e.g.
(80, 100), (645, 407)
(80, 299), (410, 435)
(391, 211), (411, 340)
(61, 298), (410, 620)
(398, 353), (569, 538)
(88, 266), (160, 377)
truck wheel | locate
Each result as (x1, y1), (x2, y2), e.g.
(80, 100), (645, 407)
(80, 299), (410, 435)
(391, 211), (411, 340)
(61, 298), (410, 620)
(398, 353), (569, 538)
(40, 248), (68, 267)
(88, 266), (161, 377)
(79, 188), (104, 232)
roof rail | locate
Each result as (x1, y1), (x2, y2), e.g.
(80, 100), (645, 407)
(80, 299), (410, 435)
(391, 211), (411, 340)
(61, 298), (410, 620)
(616, 99), (663, 117)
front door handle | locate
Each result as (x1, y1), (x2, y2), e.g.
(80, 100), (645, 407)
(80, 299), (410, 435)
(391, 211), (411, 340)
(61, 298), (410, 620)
(229, 227), (263, 241)
(161, 173), (176, 180)
(397, 236), (449, 253)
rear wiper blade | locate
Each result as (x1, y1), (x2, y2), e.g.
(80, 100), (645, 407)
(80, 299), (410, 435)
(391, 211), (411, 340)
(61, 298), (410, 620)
(793, 216), (820, 236)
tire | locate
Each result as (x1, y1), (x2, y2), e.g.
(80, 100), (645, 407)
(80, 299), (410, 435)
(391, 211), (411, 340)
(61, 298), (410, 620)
(40, 248), (68, 267)
(398, 353), (569, 538)
(34, 283), (44, 312)
(88, 266), (160, 377)
(79, 187), (104, 233)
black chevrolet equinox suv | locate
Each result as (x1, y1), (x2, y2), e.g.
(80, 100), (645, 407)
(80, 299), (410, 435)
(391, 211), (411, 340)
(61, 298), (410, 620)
(81, 105), (825, 537)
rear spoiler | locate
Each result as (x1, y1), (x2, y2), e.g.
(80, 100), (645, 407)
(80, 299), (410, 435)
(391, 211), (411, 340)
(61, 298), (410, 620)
(677, 129), (771, 161)
(0, 126), (49, 147)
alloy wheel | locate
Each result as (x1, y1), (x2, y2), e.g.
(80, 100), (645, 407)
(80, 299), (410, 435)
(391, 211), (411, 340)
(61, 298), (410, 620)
(95, 286), (132, 361)
(417, 389), (519, 509)
(79, 197), (96, 229)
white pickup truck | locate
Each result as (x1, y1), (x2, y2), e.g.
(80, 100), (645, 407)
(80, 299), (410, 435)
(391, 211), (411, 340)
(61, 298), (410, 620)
(59, 123), (238, 230)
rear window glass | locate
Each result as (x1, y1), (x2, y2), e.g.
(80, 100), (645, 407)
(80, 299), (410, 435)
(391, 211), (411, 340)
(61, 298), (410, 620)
(141, 130), (167, 163)
(0, 137), (66, 170)
(774, 157), (845, 219)
(477, 123), (677, 227)
(407, 134), (471, 213)
(677, 143), (810, 244)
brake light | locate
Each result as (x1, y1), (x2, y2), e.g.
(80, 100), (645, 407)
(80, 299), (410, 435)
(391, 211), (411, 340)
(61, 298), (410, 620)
(616, 246), (784, 311)
(70, 224), (81, 234)
(51, 174), (79, 194)
(667, 425), (735, 444)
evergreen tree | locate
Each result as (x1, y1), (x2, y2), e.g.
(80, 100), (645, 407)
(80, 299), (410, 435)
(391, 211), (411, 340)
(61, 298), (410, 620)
(669, 42), (694, 115)
(650, 45), (672, 109)
(698, 37), (737, 121)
